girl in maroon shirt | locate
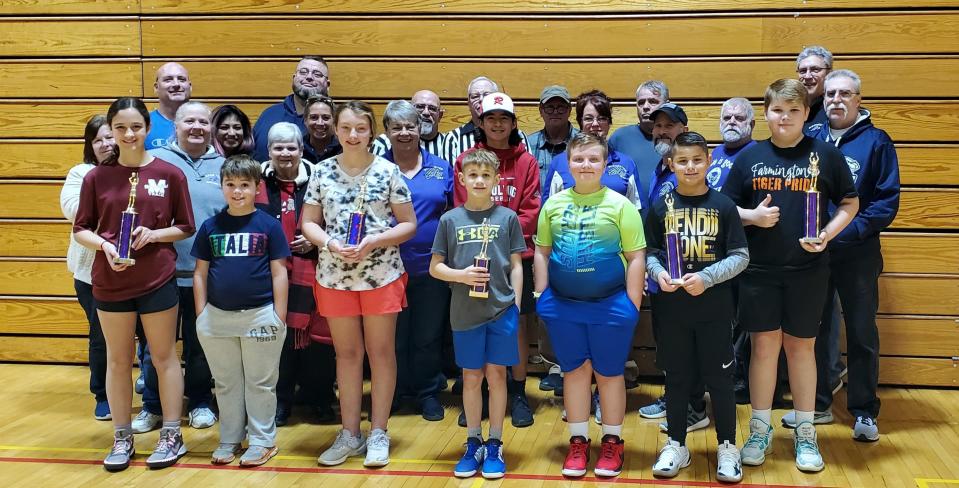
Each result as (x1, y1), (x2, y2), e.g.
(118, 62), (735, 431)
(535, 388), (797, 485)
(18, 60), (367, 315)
(73, 97), (195, 471)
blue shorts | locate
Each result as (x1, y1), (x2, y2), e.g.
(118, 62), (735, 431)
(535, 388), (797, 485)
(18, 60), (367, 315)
(537, 287), (639, 377)
(453, 305), (520, 370)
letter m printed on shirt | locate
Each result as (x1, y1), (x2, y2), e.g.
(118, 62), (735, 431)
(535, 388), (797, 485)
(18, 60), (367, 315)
(145, 179), (168, 197)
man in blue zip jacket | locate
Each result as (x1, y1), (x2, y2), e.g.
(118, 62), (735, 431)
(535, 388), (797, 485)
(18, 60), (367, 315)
(786, 69), (900, 442)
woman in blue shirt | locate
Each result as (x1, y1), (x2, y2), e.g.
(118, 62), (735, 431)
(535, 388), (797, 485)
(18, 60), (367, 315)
(381, 100), (454, 421)
(541, 90), (642, 210)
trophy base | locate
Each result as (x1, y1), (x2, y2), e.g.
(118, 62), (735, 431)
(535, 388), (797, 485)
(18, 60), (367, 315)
(800, 237), (823, 244)
(668, 278), (684, 285)
(469, 290), (489, 299)
(112, 257), (136, 265)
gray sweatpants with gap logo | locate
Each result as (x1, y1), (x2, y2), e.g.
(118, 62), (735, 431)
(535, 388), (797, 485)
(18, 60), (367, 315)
(197, 303), (286, 447)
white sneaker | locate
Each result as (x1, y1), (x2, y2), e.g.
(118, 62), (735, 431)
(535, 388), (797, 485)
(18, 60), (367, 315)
(364, 428), (391, 467)
(651, 438), (690, 478)
(853, 415), (880, 442)
(188, 407), (217, 429)
(318, 429), (366, 466)
(741, 417), (773, 466)
(793, 421), (824, 472)
(131, 410), (162, 434)
(716, 441), (743, 482)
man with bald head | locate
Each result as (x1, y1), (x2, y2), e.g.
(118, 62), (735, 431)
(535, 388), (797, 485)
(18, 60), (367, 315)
(253, 56), (330, 161)
(146, 62), (192, 150)
(372, 90), (448, 159)
(443, 76), (528, 163)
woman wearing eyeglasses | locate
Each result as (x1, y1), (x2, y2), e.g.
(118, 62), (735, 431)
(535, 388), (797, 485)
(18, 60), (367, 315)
(542, 90), (642, 210)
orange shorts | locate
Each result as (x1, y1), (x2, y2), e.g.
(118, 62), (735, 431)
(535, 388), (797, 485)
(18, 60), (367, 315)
(314, 274), (408, 318)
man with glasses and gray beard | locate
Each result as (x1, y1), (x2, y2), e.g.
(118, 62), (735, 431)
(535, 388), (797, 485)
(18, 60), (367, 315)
(372, 90), (449, 160)
(708, 98), (757, 192)
(253, 56), (331, 161)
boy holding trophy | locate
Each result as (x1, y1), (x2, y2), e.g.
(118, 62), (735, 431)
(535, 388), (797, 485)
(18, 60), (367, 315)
(646, 132), (749, 482)
(430, 149), (525, 479)
(721, 79), (858, 473)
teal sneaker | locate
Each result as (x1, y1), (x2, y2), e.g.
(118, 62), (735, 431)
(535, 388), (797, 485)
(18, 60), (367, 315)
(793, 421), (824, 472)
(741, 417), (773, 466)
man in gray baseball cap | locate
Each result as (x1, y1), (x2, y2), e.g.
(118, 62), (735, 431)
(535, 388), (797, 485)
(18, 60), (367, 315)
(526, 85), (580, 192)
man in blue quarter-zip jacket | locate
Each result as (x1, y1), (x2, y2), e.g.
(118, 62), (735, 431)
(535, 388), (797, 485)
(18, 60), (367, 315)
(796, 69), (900, 443)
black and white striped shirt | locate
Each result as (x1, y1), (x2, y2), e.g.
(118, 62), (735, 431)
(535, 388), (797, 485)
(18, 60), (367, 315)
(442, 122), (529, 163)
(371, 132), (449, 161)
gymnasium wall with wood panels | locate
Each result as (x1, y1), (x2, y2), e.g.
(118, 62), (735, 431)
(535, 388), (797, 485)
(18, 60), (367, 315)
(1, 1), (956, 386)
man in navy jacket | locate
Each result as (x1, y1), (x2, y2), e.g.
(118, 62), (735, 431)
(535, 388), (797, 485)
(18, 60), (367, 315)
(252, 56), (330, 161)
(805, 69), (900, 442)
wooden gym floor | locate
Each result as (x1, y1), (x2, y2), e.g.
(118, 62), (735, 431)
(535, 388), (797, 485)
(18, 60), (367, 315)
(1, 363), (957, 487)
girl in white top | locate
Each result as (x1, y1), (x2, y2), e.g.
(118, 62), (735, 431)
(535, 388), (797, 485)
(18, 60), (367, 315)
(302, 100), (416, 468)
(60, 114), (115, 420)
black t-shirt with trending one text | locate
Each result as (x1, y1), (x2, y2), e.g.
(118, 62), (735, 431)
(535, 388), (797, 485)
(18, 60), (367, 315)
(721, 136), (857, 271)
(645, 189), (746, 319)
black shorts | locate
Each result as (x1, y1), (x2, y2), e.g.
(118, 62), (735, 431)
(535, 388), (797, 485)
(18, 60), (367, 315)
(656, 318), (734, 375)
(96, 278), (179, 315)
(737, 266), (829, 339)
(519, 257), (535, 315)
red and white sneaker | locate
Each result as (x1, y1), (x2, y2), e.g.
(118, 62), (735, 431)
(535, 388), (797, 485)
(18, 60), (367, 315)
(594, 434), (624, 477)
(561, 436), (590, 477)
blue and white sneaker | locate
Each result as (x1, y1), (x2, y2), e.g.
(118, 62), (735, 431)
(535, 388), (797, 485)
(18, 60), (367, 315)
(793, 421), (824, 472)
(639, 396), (667, 419)
(481, 439), (506, 479)
(94, 400), (112, 421)
(741, 417), (773, 466)
(453, 437), (485, 478)
(592, 391), (602, 424)
(853, 416), (879, 442)
(716, 440), (742, 482)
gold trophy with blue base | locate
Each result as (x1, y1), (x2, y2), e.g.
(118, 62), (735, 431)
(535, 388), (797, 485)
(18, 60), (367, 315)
(664, 193), (684, 285)
(800, 152), (823, 244)
(469, 218), (492, 299)
(114, 171), (139, 265)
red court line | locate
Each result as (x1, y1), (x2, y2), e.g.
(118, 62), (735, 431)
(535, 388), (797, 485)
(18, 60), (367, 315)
(0, 456), (837, 488)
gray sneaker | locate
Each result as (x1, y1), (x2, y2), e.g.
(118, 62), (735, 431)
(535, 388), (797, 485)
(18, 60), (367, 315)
(240, 445), (279, 467)
(781, 409), (833, 428)
(658, 405), (710, 433)
(318, 429), (366, 466)
(188, 407), (217, 429)
(132, 409), (162, 434)
(741, 418), (773, 466)
(146, 427), (186, 469)
(103, 431), (134, 472)
(853, 415), (879, 442)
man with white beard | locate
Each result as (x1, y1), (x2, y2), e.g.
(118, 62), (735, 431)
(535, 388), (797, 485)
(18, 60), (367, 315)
(780, 69), (900, 442)
(707, 98), (757, 191)
(372, 90), (448, 159)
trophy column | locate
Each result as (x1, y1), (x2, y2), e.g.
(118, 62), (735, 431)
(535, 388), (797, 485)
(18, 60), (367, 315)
(801, 152), (823, 244)
(664, 193), (684, 285)
(114, 171), (139, 265)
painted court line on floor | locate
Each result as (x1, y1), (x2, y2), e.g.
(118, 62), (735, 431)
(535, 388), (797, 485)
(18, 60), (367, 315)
(0, 453), (841, 488)
(916, 479), (959, 488)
